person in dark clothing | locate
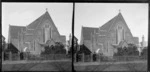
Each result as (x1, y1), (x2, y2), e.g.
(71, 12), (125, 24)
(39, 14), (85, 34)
(93, 52), (97, 61)
(20, 52), (24, 60)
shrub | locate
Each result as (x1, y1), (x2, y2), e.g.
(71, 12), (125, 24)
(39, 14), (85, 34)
(41, 42), (66, 55)
(141, 48), (147, 56)
(114, 43), (139, 56)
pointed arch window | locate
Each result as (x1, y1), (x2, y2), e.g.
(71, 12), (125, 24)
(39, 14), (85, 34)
(49, 27), (52, 39)
(107, 41), (109, 52)
(44, 24), (51, 43)
(123, 29), (125, 40)
(34, 40), (36, 51)
(123, 29), (124, 40)
(43, 28), (45, 42)
(117, 26), (123, 44)
(116, 28), (118, 44)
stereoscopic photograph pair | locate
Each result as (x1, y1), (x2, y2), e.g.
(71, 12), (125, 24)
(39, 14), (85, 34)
(2, 2), (148, 71)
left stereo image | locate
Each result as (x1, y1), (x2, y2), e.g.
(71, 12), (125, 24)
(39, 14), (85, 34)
(2, 3), (73, 71)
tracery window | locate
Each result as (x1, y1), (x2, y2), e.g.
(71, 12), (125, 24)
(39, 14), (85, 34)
(34, 40), (35, 51)
(107, 41), (109, 52)
(117, 25), (124, 44)
(43, 24), (51, 43)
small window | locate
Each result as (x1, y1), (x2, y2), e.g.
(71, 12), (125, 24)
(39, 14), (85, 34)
(107, 41), (109, 52)
(49, 27), (52, 39)
(51, 28), (52, 38)
(43, 28), (45, 42)
(34, 40), (35, 51)
(123, 29), (125, 40)
(116, 28), (118, 44)
(28, 42), (31, 51)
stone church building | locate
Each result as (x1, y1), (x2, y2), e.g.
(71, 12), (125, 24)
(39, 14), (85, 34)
(8, 10), (66, 55)
(80, 12), (139, 56)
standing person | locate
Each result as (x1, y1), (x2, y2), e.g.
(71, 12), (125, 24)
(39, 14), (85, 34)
(20, 52), (24, 60)
(93, 52), (96, 62)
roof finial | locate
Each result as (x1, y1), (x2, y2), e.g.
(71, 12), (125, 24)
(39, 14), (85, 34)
(46, 8), (48, 12)
(119, 9), (121, 13)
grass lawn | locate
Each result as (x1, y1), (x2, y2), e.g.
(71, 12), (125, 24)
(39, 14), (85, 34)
(74, 61), (147, 71)
(2, 61), (72, 71)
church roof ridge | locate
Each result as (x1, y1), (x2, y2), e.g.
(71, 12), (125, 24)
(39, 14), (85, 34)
(100, 14), (118, 30)
(27, 11), (47, 29)
(9, 25), (26, 27)
(26, 10), (60, 36)
(100, 12), (124, 31)
(60, 35), (66, 36)
(82, 26), (99, 29)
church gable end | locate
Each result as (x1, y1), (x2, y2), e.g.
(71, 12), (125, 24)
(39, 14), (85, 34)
(80, 12), (139, 56)
(109, 13), (133, 37)
(8, 10), (63, 55)
(106, 13), (135, 45)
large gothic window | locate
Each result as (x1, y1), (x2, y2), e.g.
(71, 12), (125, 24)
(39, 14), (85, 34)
(50, 27), (52, 39)
(43, 24), (51, 43)
(107, 41), (109, 52)
(123, 29), (125, 40)
(34, 40), (35, 51)
(43, 28), (45, 42)
(117, 26), (124, 44)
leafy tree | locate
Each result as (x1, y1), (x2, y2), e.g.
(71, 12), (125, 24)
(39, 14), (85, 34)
(77, 44), (91, 55)
(5, 43), (19, 54)
(114, 43), (139, 56)
(54, 42), (66, 54)
(41, 42), (66, 55)
(68, 45), (78, 56)
(141, 47), (147, 56)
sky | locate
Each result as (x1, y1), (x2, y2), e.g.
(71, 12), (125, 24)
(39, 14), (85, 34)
(2, 3), (73, 42)
(75, 3), (148, 43)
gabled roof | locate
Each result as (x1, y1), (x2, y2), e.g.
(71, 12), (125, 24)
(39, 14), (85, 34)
(9, 25), (26, 39)
(100, 13), (126, 31)
(78, 44), (92, 55)
(74, 36), (78, 41)
(82, 26), (99, 40)
(6, 43), (20, 53)
(27, 12), (45, 29)
(2, 35), (5, 40)
(100, 14), (118, 31)
(26, 11), (60, 36)
(27, 11), (56, 30)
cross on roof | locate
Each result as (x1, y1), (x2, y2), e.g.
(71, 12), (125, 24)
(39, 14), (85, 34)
(119, 9), (121, 13)
(46, 8), (48, 11)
